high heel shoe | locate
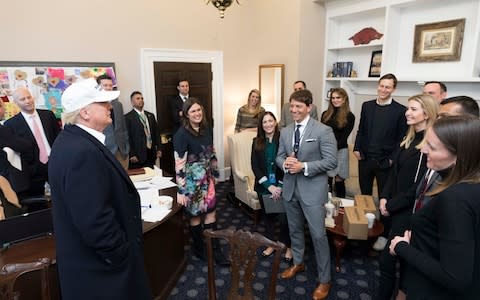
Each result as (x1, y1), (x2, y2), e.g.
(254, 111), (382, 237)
(283, 248), (293, 263)
(261, 247), (275, 258)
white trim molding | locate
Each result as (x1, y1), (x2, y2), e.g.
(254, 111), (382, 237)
(140, 48), (226, 181)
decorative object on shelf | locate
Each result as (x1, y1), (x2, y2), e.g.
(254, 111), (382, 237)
(351, 70), (358, 78)
(412, 18), (465, 63)
(332, 61), (353, 78)
(327, 70), (333, 78)
(368, 50), (382, 77)
(206, 0), (240, 18)
(349, 27), (383, 46)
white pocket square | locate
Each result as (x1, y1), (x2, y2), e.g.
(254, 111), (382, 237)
(305, 138), (317, 142)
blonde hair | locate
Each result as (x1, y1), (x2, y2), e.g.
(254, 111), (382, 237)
(400, 94), (438, 149)
(62, 109), (82, 125)
(241, 89), (262, 116)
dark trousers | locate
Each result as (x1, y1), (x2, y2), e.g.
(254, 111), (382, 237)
(257, 192), (291, 247)
(358, 158), (392, 237)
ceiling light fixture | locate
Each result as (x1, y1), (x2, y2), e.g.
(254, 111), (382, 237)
(206, 0), (240, 18)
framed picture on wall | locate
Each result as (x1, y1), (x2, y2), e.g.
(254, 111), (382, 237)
(368, 50), (382, 77)
(412, 18), (465, 63)
(0, 61), (116, 120)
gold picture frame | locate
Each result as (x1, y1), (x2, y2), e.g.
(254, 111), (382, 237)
(412, 18), (465, 63)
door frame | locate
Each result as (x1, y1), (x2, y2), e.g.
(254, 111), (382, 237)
(140, 48), (225, 180)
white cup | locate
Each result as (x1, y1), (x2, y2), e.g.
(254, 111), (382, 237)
(365, 213), (375, 229)
(325, 202), (334, 219)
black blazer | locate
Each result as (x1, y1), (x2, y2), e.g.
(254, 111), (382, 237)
(48, 125), (152, 299)
(124, 109), (160, 165)
(4, 109), (60, 182)
(251, 136), (284, 194)
(169, 95), (184, 132)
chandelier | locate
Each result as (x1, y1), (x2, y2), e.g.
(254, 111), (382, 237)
(206, 0), (240, 18)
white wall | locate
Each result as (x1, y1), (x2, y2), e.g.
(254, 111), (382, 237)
(2, 0), (326, 170)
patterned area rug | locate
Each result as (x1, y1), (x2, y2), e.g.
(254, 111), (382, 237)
(168, 182), (381, 299)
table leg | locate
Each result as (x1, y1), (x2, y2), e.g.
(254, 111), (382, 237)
(332, 235), (347, 272)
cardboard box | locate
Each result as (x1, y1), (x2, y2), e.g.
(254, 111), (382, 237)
(354, 195), (377, 214)
(343, 206), (368, 240)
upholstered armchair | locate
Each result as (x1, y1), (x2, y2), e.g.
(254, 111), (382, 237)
(227, 131), (261, 222)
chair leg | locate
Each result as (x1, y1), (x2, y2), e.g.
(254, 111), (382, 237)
(204, 222), (230, 266)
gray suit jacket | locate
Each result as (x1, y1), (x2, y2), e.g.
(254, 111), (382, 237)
(276, 118), (337, 205)
(104, 99), (129, 158)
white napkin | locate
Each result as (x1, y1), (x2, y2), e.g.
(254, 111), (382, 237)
(2, 147), (22, 171)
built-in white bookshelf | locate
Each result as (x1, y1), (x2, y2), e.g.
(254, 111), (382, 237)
(317, 0), (480, 111)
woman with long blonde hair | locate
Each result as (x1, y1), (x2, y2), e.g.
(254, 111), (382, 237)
(234, 89), (265, 133)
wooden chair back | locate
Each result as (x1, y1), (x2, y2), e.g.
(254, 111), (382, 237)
(0, 257), (53, 300)
(204, 228), (286, 300)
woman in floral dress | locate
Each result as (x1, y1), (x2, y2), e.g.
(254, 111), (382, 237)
(173, 97), (229, 265)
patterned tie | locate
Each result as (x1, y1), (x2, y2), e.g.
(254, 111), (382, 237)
(414, 171), (430, 212)
(31, 115), (49, 164)
(138, 113), (152, 149)
(294, 124), (301, 155)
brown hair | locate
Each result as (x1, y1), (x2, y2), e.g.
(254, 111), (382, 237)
(254, 111), (280, 151)
(428, 116), (480, 195)
(289, 89), (313, 106)
(181, 97), (208, 136)
(321, 87), (351, 128)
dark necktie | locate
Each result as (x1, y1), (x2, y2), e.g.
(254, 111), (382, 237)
(414, 172), (430, 212)
(294, 124), (301, 155)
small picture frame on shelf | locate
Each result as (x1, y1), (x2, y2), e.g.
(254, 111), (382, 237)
(368, 50), (382, 77)
(412, 18), (465, 63)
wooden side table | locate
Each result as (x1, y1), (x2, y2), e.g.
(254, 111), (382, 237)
(326, 212), (384, 272)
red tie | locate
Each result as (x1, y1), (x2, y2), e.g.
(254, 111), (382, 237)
(31, 115), (49, 164)
(414, 173), (430, 212)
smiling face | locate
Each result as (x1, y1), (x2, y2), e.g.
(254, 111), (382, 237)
(262, 113), (277, 137)
(405, 99), (428, 130)
(377, 79), (395, 102)
(331, 92), (345, 108)
(248, 91), (260, 108)
(290, 99), (311, 123)
(423, 83), (446, 103)
(421, 127), (456, 171)
(13, 88), (36, 114)
(186, 103), (203, 127)
(177, 81), (189, 96)
(99, 78), (114, 91)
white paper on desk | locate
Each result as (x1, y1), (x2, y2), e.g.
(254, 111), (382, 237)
(149, 176), (176, 190)
(142, 208), (171, 222)
(340, 198), (355, 207)
(138, 188), (158, 206)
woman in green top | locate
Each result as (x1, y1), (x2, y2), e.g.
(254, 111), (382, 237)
(251, 112), (292, 261)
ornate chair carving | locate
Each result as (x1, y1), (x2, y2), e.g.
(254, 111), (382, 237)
(227, 131), (261, 222)
(204, 228), (286, 300)
(0, 257), (53, 300)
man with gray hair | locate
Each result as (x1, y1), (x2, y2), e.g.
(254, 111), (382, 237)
(49, 78), (152, 299)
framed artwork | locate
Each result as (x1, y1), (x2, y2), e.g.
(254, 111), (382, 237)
(0, 61), (116, 120)
(412, 18), (465, 63)
(368, 50), (382, 77)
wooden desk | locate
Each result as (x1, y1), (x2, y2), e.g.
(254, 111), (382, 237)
(326, 212), (384, 272)
(0, 187), (185, 300)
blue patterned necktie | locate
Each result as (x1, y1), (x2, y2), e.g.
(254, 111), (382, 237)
(294, 124), (301, 155)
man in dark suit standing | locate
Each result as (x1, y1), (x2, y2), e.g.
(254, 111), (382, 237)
(169, 79), (190, 133)
(276, 90), (337, 300)
(125, 91), (161, 169)
(5, 87), (60, 196)
(49, 78), (152, 300)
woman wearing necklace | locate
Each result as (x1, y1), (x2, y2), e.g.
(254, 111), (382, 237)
(377, 94), (438, 300)
(321, 88), (355, 198)
(173, 98), (229, 266)
(251, 112), (292, 261)
(235, 89), (265, 133)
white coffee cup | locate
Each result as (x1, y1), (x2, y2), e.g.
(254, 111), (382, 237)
(325, 202), (334, 219)
(365, 213), (375, 229)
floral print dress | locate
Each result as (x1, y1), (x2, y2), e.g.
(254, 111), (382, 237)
(173, 127), (218, 217)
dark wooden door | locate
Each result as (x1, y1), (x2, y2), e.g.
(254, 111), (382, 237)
(153, 62), (213, 175)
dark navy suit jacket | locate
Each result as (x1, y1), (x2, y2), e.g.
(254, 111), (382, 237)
(48, 125), (152, 299)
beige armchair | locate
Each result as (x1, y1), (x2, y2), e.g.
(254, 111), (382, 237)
(227, 131), (261, 222)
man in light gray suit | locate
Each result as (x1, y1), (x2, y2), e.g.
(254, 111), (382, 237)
(276, 89), (337, 300)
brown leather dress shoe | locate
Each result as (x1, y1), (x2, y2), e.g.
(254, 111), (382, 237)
(280, 264), (305, 279)
(312, 282), (331, 300)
